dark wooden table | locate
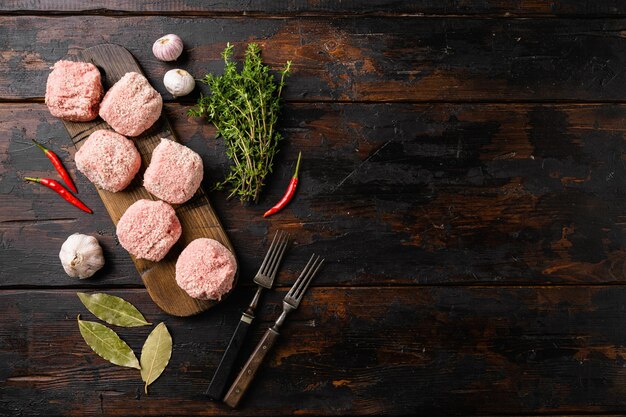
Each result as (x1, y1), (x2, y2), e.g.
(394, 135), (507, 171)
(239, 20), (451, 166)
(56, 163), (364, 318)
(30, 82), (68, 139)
(1, 2), (625, 416)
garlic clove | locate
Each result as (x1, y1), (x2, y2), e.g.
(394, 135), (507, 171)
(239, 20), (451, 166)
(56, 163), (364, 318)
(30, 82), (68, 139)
(59, 233), (105, 279)
(163, 69), (195, 98)
(152, 34), (184, 62)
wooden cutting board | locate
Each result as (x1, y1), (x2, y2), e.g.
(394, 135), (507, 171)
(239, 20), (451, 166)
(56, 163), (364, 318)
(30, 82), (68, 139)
(62, 44), (238, 317)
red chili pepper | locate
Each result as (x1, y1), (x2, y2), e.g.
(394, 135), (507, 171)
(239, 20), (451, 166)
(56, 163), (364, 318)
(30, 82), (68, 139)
(264, 152), (301, 218)
(32, 139), (78, 193)
(24, 177), (92, 214)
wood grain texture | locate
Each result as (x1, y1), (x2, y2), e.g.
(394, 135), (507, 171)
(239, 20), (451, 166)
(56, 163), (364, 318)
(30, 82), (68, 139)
(4, 16), (626, 102)
(2, 103), (624, 288)
(4, 287), (626, 415)
(62, 44), (237, 317)
(2, 6), (626, 416)
(2, 0), (626, 16)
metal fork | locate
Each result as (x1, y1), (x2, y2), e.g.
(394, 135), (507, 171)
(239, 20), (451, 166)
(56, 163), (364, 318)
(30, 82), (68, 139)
(223, 254), (325, 408)
(206, 231), (290, 400)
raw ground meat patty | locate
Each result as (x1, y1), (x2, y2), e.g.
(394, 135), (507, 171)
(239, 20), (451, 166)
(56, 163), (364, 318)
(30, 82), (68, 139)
(143, 138), (203, 204)
(176, 238), (237, 300)
(99, 72), (162, 137)
(116, 199), (182, 262)
(75, 130), (141, 192)
(45, 60), (103, 122)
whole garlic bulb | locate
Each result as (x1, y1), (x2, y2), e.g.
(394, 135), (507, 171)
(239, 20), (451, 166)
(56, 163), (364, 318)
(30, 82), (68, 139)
(153, 34), (183, 61)
(163, 69), (195, 97)
(59, 233), (105, 279)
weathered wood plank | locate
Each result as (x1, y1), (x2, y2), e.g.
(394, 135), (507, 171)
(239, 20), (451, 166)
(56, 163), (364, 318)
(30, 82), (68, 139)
(3, 16), (626, 102)
(1, 103), (624, 287)
(3, 287), (626, 415)
(2, 0), (626, 16)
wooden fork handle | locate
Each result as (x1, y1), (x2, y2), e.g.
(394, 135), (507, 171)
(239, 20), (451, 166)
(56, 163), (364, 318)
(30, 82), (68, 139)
(223, 327), (280, 408)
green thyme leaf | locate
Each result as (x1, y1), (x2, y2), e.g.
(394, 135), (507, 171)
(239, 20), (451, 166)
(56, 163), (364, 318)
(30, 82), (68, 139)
(189, 42), (292, 203)
(140, 323), (172, 394)
(77, 315), (141, 369)
(77, 292), (151, 327)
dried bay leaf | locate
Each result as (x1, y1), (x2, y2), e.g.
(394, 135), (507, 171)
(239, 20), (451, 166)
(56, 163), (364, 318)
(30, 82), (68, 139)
(140, 322), (172, 394)
(77, 315), (141, 369)
(77, 292), (151, 327)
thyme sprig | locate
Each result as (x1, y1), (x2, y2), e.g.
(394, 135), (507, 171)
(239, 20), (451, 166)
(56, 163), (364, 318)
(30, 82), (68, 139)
(189, 43), (292, 203)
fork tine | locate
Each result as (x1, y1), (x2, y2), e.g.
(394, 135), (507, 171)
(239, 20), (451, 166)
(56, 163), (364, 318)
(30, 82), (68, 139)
(262, 231), (287, 276)
(258, 231), (280, 275)
(287, 254), (317, 297)
(293, 257), (324, 301)
(267, 233), (289, 278)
